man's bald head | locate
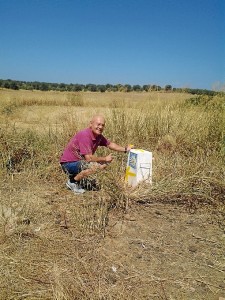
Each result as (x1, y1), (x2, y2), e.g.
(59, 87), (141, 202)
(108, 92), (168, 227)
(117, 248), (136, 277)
(90, 115), (106, 136)
(91, 115), (105, 124)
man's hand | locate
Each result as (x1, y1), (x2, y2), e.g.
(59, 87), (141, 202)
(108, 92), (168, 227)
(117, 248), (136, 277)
(105, 153), (113, 163)
(126, 144), (134, 152)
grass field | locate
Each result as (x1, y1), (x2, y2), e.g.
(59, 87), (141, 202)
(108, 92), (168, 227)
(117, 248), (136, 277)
(0, 89), (224, 299)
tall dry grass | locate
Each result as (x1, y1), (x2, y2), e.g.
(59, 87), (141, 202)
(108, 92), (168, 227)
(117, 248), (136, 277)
(0, 89), (224, 216)
(0, 89), (224, 299)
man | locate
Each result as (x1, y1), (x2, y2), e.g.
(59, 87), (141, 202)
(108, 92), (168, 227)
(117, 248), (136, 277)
(60, 115), (132, 194)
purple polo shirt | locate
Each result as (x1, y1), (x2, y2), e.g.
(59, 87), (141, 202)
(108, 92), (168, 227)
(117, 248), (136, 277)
(60, 127), (110, 163)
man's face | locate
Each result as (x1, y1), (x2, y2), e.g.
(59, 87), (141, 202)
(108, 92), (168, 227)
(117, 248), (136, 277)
(90, 117), (105, 136)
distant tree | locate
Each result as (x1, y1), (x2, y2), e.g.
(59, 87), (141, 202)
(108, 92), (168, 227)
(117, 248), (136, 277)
(59, 83), (66, 91)
(150, 84), (157, 91)
(66, 84), (73, 91)
(157, 85), (162, 91)
(3, 81), (10, 89)
(72, 84), (83, 92)
(32, 82), (40, 90)
(143, 84), (150, 92)
(111, 85), (118, 92)
(187, 88), (217, 96)
(116, 84), (124, 91)
(105, 83), (113, 91)
(25, 84), (33, 90)
(40, 82), (49, 91)
(133, 84), (142, 91)
(50, 83), (58, 91)
(86, 84), (97, 92)
(97, 85), (106, 92)
(165, 85), (172, 91)
(124, 84), (132, 92)
(10, 82), (19, 90)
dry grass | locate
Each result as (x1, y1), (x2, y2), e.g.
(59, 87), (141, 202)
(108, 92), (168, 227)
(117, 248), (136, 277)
(0, 89), (224, 299)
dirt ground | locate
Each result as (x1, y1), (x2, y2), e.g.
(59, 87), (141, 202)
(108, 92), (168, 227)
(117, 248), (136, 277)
(50, 184), (225, 300)
(1, 178), (224, 300)
(100, 201), (225, 300)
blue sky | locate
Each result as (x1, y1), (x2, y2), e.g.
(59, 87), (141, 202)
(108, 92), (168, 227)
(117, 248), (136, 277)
(0, 0), (224, 90)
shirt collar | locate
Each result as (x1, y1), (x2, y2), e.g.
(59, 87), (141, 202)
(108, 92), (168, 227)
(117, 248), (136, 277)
(88, 127), (97, 140)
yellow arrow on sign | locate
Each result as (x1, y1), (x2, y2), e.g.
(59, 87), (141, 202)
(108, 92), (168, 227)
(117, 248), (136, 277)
(125, 166), (136, 182)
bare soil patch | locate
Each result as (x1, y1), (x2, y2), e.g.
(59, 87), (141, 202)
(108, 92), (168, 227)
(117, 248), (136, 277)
(101, 202), (225, 299)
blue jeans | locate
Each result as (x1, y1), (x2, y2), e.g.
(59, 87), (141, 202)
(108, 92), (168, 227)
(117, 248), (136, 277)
(61, 161), (100, 191)
(61, 161), (90, 182)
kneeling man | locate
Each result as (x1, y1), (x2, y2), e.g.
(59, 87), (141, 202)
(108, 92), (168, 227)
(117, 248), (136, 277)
(60, 115), (132, 193)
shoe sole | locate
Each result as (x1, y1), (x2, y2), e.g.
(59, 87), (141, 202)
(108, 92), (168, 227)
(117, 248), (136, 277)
(66, 183), (85, 194)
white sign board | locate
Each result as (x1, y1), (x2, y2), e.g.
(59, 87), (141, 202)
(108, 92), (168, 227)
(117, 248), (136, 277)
(125, 149), (152, 187)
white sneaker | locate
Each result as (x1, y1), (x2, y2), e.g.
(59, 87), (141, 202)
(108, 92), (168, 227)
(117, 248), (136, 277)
(66, 181), (85, 194)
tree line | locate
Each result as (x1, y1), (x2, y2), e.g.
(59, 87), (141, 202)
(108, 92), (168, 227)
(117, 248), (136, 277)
(0, 79), (218, 96)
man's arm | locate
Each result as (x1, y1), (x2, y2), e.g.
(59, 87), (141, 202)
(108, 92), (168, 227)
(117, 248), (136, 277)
(84, 153), (113, 163)
(107, 142), (133, 153)
(84, 143), (133, 163)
